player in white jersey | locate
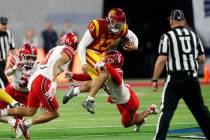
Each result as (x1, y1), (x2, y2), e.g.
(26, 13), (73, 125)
(0, 43), (38, 137)
(63, 50), (158, 132)
(0, 33), (78, 140)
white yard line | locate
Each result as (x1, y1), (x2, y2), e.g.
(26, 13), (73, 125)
(0, 122), (198, 132)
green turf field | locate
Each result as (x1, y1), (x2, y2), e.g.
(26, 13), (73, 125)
(0, 84), (209, 140)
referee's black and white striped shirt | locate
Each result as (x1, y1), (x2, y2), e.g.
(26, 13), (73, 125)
(0, 29), (15, 61)
(158, 26), (205, 73)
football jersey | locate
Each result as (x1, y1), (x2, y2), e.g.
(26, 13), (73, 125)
(104, 79), (130, 104)
(8, 56), (39, 92)
(38, 45), (74, 81)
(103, 67), (130, 104)
(87, 19), (128, 53)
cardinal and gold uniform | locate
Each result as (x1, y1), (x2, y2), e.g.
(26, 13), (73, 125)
(0, 88), (16, 105)
(85, 19), (128, 80)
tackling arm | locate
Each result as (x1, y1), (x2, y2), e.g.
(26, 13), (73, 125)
(94, 62), (122, 86)
(105, 64), (122, 86)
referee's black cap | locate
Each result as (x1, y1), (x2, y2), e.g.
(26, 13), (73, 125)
(0, 17), (8, 25)
(168, 9), (185, 21)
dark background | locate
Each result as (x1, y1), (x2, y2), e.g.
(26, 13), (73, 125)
(103, 0), (194, 78)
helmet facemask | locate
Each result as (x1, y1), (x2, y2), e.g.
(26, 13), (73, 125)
(24, 54), (37, 69)
(107, 17), (124, 34)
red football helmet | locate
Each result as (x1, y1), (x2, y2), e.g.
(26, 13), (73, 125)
(104, 50), (124, 68)
(60, 32), (78, 50)
(19, 43), (37, 68)
(107, 8), (126, 34)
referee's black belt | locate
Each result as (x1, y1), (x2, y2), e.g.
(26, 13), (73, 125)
(168, 71), (197, 77)
(0, 59), (6, 62)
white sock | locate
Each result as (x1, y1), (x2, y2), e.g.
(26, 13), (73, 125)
(86, 96), (94, 101)
(10, 101), (18, 107)
(8, 117), (16, 126)
(24, 119), (32, 128)
(0, 109), (8, 116)
(73, 87), (80, 95)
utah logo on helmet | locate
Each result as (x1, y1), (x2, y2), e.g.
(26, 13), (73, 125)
(60, 33), (78, 50)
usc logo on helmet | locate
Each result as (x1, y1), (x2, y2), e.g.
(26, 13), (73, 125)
(89, 22), (95, 32)
(108, 9), (116, 17)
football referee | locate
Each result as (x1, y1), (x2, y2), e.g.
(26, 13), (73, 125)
(152, 10), (210, 140)
(0, 17), (16, 89)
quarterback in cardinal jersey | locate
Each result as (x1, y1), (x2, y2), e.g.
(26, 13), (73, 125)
(78, 8), (139, 112)
(78, 8), (138, 80)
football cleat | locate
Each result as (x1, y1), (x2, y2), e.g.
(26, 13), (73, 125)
(148, 104), (158, 115)
(82, 100), (95, 114)
(17, 120), (30, 140)
(133, 118), (147, 132)
(63, 85), (77, 104)
(14, 119), (22, 138)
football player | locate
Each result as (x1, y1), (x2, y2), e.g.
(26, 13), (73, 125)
(63, 50), (158, 131)
(0, 43), (39, 137)
(0, 33), (78, 140)
(78, 8), (139, 111)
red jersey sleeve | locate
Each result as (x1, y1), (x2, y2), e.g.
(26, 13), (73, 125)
(7, 56), (16, 68)
(63, 46), (75, 60)
(72, 73), (91, 81)
(105, 64), (122, 86)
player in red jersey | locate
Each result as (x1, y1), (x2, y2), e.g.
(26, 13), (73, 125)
(0, 33), (78, 139)
(0, 43), (39, 138)
(63, 50), (158, 131)
(78, 8), (139, 112)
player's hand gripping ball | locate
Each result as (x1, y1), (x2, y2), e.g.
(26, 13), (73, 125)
(122, 37), (132, 51)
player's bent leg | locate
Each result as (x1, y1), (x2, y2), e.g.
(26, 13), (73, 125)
(88, 70), (108, 98)
(0, 106), (37, 117)
(133, 105), (158, 132)
(82, 71), (108, 114)
(63, 81), (92, 104)
(31, 111), (59, 125)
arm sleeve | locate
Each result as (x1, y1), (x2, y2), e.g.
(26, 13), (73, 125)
(158, 34), (169, 56)
(78, 30), (94, 65)
(72, 73), (92, 81)
(7, 56), (16, 68)
(196, 35), (205, 55)
(105, 64), (122, 86)
(125, 29), (139, 49)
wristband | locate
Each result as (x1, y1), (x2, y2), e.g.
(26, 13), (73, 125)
(152, 79), (158, 83)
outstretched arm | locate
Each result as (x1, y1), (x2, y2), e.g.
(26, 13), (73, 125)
(65, 71), (92, 81)
(94, 62), (122, 86)
(104, 64), (122, 86)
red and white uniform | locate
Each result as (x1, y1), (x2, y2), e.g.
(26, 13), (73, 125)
(10, 56), (39, 92)
(103, 64), (140, 127)
(0, 56), (39, 108)
(72, 64), (139, 127)
(27, 45), (74, 112)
